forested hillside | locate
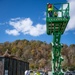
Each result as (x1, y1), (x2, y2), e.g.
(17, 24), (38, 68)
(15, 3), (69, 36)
(0, 39), (75, 70)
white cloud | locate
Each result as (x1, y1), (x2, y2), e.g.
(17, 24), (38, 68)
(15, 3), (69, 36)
(6, 29), (20, 36)
(6, 0), (75, 36)
(6, 18), (46, 36)
(29, 24), (46, 36)
(65, 0), (75, 31)
(11, 17), (21, 21)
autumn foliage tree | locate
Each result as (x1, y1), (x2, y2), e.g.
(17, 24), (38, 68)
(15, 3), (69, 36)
(0, 39), (75, 70)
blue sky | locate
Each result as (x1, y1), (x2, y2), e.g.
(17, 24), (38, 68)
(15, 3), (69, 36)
(0, 0), (75, 45)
